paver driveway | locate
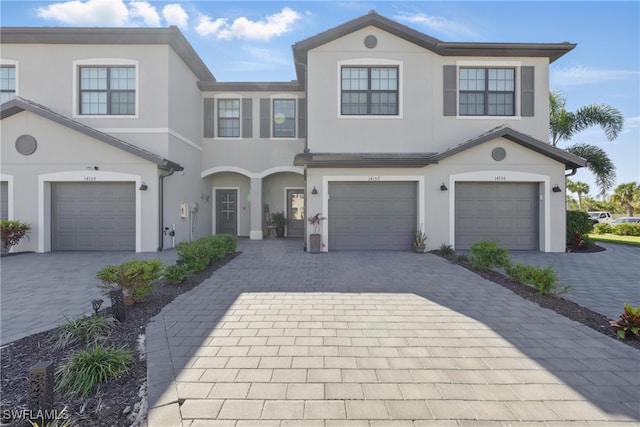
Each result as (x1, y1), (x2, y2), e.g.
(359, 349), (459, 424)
(146, 239), (640, 426)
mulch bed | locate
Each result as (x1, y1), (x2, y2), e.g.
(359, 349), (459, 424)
(0, 252), (239, 427)
(1, 247), (638, 426)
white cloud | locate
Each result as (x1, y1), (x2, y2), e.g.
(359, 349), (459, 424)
(394, 12), (479, 40)
(162, 4), (188, 29)
(37, 0), (129, 26)
(130, 1), (160, 26)
(625, 116), (640, 129)
(197, 7), (300, 41)
(552, 65), (640, 86)
(196, 15), (227, 36)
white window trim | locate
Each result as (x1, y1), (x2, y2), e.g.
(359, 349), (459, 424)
(455, 60), (522, 119)
(0, 59), (19, 99)
(213, 93), (243, 140)
(337, 58), (403, 119)
(270, 93), (298, 140)
(321, 175), (424, 252)
(72, 58), (139, 118)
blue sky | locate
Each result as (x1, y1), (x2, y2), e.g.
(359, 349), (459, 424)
(1, 1), (638, 198)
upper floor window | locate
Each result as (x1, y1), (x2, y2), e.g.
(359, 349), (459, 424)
(341, 66), (398, 115)
(0, 65), (16, 103)
(459, 68), (515, 116)
(273, 99), (295, 137)
(218, 99), (240, 137)
(79, 66), (135, 115)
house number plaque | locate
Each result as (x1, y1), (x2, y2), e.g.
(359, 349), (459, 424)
(84, 176), (97, 181)
(367, 176), (381, 182)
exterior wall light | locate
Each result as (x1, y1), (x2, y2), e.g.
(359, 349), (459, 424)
(91, 298), (103, 316)
(311, 186), (318, 195)
(440, 183), (448, 191)
(552, 184), (562, 193)
(139, 183), (148, 191)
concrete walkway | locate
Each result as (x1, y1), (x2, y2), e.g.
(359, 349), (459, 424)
(146, 239), (640, 426)
(0, 250), (177, 344)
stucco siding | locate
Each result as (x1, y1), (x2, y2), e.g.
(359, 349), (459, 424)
(305, 26), (551, 154)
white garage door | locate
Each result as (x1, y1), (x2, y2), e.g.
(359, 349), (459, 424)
(328, 182), (417, 251)
(455, 182), (538, 250)
(52, 182), (135, 251)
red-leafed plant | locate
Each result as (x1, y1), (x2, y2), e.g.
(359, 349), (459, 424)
(610, 303), (640, 340)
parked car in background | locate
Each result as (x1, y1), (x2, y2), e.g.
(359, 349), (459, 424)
(612, 217), (640, 224)
(588, 211), (613, 224)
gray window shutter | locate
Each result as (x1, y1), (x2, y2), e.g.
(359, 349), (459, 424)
(298, 98), (306, 138)
(521, 66), (534, 117)
(260, 98), (271, 138)
(203, 98), (215, 137)
(443, 65), (457, 116)
(242, 98), (253, 138)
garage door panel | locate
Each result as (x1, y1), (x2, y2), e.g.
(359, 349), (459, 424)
(456, 182), (538, 251)
(52, 182), (135, 251)
(329, 182), (417, 251)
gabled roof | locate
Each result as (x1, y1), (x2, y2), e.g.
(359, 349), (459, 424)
(0, 26), (215, 82)
(433, 125), (587, 170)
(292, 10), (576, 84)
(294, 126), (587, 170)
(1, 97), (184, 171)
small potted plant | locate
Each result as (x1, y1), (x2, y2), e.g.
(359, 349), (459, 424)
(308, 213), (325, 253)
(0, 220), (31, 255)
(270, 212), (286, 237)
(412, 225), (427, 253)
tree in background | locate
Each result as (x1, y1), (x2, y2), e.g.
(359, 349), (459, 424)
(550, 91), (623, 198)
(566, 179), (590, 211)
(611, 182), (640, 216)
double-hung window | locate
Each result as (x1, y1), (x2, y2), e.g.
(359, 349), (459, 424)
(459, 68), (515, 116)
(0, 65), (16, 103)
(79, 66), (135, 115)
(273, 99), (295, 137)
(218, 99), (240, 137)
(341, 66), (398, 115)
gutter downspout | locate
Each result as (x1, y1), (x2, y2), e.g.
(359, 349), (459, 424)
(565, 167), (578, 177)
(295, 59), (309, 250)
(157, 168), (176, 252)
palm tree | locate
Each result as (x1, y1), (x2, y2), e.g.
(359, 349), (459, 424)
(549, 91), (623, 198)
(610, 182), (640, 216)
(565, 144), (616, 199)
(550, 91), (624, 147)
(566, 179), (590, 211)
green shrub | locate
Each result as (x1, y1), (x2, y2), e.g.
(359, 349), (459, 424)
(593, 222), (613, 235)
(0, 219), (31, 250)
(567, 211), (593, 248)
(177, 235), (236, 272)
(164, 264), (188, 285)
(53, 315), (115, 350)
(469, 240), (510, 271)
(96, 258), (164, 305)
(506, 263), (568, 296)
(457, 253), (470, 264)
(439, 243), (456, 259)
(610, 303), (640, 340)
(55, 344), (132, 397)
(613, 223), (640, 236)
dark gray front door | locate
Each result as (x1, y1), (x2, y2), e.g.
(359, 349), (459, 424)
(0, 181), (7, 220)
(287, 189), (304, 236)
(216, 189), (237, 235)
(328, 181), (417, 251)
(455, 182), (539, 250)
(52, 182), (135, 251)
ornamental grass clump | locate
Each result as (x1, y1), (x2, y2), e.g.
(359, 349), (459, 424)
(506, 263), (569, 296)
(55, 344), (132, 397)
(53, 315), (115, 350)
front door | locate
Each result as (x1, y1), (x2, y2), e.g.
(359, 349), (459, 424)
(287, 189), (304, 237)
(216, 189), (237, 235)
